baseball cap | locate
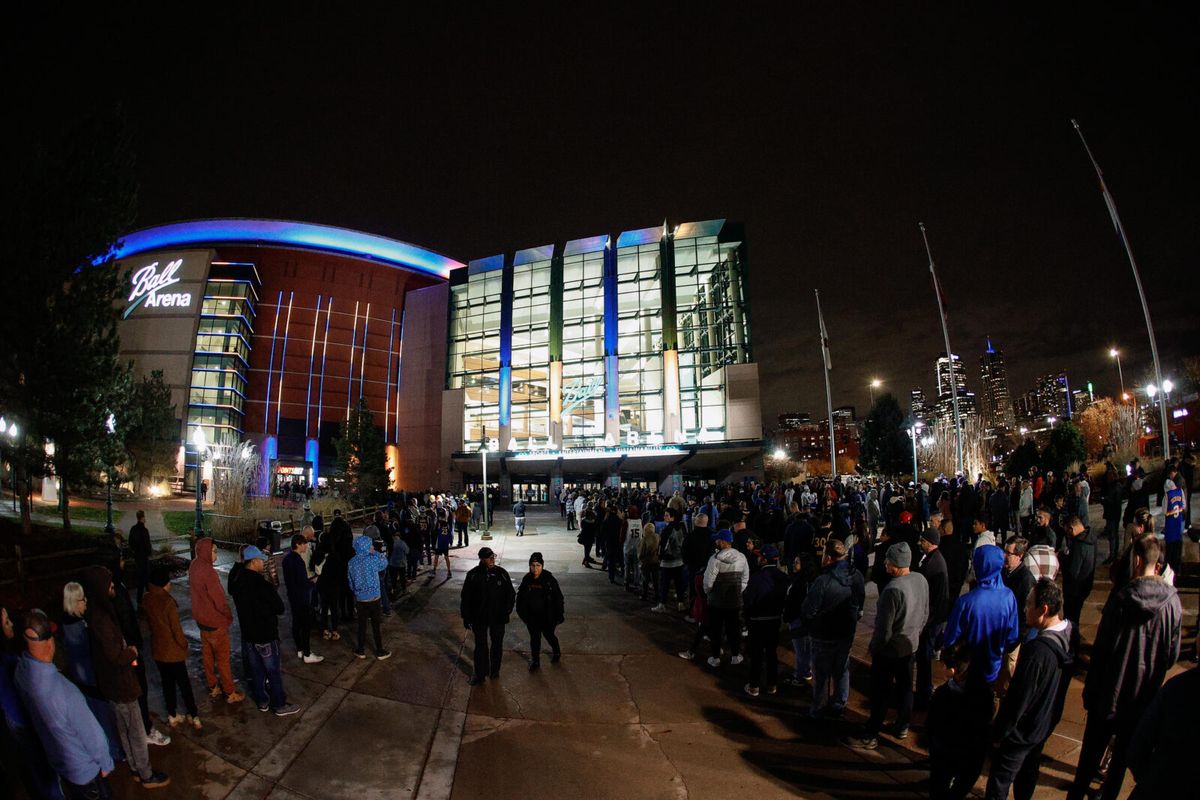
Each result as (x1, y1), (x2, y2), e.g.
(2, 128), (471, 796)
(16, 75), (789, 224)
(899, 511), (913, 523)
(716, 529), (734, 543)
(761, 544), (780, 561)
(242, 545), (265, 562)
(920, 528), (941, 546)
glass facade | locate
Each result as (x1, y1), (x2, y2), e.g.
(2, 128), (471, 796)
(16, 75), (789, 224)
(447, 220), (752, 452)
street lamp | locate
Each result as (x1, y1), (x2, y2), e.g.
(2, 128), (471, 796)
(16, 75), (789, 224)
(104, 413), (116, 536)
(479, 437), (492, 541)
(907, 420), (924, 482)
(0, 418), (16, 512)
(191, 426), (208, 537)
(1048, 416), (1057, 429)
(869, 378), (882, 404)
(772, 448), (788, 460)
(1109, 348), (1125, 398)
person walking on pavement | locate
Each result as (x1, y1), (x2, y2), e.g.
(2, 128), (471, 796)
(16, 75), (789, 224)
(282, 534), (323, 664)
(229, 546), (300, 716)
(78, 566), (171, 789)
(516, 552), (565, 670)
(843, 542), (928, 749)
(347, 534), (392, 660)
(460, 547), (516, 685)
(513, 498), (527, 536)
(128, 510), (151, 607)
(189, 537), (244, 703)
(801, 539), (865, 717)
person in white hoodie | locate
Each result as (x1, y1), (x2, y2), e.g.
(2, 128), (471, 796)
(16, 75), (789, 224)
(703, 529), (750, 667)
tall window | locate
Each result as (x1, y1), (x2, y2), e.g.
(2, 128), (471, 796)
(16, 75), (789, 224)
(617, 242), (664, 443)
(674, 235), (748, 442)
(510, 259), (551, 447)
(560, 250), (605, 447)
(448, 270), (502, 449)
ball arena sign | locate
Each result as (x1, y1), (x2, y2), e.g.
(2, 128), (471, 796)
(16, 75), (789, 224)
(123, 259), (194, 318)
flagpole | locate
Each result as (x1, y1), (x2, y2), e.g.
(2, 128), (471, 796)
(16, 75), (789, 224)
(814, 290), (837, 482)
(919, 223), (964, 475)
(1071, 119), (1170, 460)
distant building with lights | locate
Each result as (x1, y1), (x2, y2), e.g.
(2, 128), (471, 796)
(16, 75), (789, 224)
(778, 412), (811, 430)
(931, 352), (978, 425)
(910, 388), (929, 422)
(979, 338), (1015, 434)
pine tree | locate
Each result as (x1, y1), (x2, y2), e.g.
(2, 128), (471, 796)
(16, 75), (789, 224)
(121, 370), (179, 493)
(859, 394), (911, 477)
(333, 398), (391, 506)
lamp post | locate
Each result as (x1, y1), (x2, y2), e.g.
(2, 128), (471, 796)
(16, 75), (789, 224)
(479, 438), (491, 541)
(908, 420), (924, 482)
(1, 418), (16, 512)
(191, 426), (208, 537)
(1109, 348), (1125, 399)
(869, 378), (882, 405)
(104, 413), (116, 537)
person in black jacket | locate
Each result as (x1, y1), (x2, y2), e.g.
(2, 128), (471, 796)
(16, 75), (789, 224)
(128, 510), (152, 607)
(915, 527), (949, 707)
(741, 546), (789, 697)
(801, 539), (865, 717)
(999, 537), (1037, 696)
(515, 552), (564, 670)
(986, 578), (1072, 800)
(328, 510), (356, 620)
(1127, 666), (1199, 799)
(230, 546), (298, 716)
(282, 534), (322, 664)
(681, 513), (714, 608)
(460, 547), (516, 685)
(1058, 515), (1095, 654)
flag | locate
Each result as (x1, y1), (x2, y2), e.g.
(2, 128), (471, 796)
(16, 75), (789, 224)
(816, 292), (833, 371)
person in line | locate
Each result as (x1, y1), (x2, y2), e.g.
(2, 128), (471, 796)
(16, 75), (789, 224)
(282, 534), (323, 664)
(347, 534), (392, 660)
(1127, 666), (1198, 798)
(652, 507), (688, 613)
(1059, 514), (1096, 653)
(140, 567), (202, 730)
(460, 547), (516, 685)
(914, 526), (948, 707)
(741, 545), (789, 697)
(58, 582), (123, 763)
(604, 505), (625, 584)
(16, 609), (127, 798)
(1067, 535), (1181, 800)
(229, 546), (300, 716)
(78, 566), (170, 789)
(107, 550), (167, 747)
(927, 641), (991, 800)
(1, 606), (63, 800)
(637, 521), (660, 601)
(128, 510), (151, 607)
(515, 552), (564, 670)
(781, 552), (812, 686)
(985, 578), (1072, 800)
(703, 529), (750, 667)
(802, 539), (864, 718)
(998, 537), (1036, 695)
(454, 500), (472, 548)
(327, 509), (356, 620)
(431, 518), (453, 579)
(622, 517), (642, 592)
(843, 542), (928, 749)
(388, 528), (410, 599)
(188, 538), (244, 703)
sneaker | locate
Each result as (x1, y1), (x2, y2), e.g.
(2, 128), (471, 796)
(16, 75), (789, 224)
(730, 654), (744, 666)
(190, 716), (203, 731)
(146, 728), (171, 746)
(706, 656), (721, 668)
(376, 650), (392, 661)
(383, 611), (393, 617)
(354, 649), (367, 659)
(209, 685), (223, 699)
(678, 650), (695, 661)
(303, 653), (325, 664)
(258, 704), (270, 713)
(841, 734), (879, 751)
(297, 650), (304, 659)
(140, 770), (171, 789)
(650, 604), (667, 613)
(274, 703), (301, 717)
(744, 684), (760, 697)
(766, 686), (777, 695)
(226, 691), (245, 704)
(886, 723), (910, 740)
(167, 714), (186, 727)
(684, 615), (696, 624)
(780, 675), (804, 688)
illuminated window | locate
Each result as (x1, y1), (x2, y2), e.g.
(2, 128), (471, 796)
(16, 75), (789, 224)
(561, 250), (605, 448)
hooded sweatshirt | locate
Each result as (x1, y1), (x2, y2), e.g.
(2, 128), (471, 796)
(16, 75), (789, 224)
(1060, 525), (1097, 599)
(189, 538), (234, 631)
(1083, 575), (1182, 723)
(79, 566), (140, 703)
(347, 535), (388, 602)
(141, 582), (188, 663)
(992, 621), (1072, 747)
(944, 545), (1020, 684)
(801, 559), (865, 641)
(703, 547), (750, 609)
(869, 569), (928, 658)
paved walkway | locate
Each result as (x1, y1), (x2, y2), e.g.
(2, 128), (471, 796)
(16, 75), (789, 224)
(77, 506), (1194, 799)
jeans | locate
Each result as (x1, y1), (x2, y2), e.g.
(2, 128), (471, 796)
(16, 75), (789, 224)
(746, 619), (780, 689)
(6, 719), (64, 800)
(244, 640), (287, 710)
(623, 553), (640, 588)
(319, 585), (342, 632)
(515, 516), (525, 535)
(985, 740), (1044, 800)
(378, 574), (392, 614)
(607, 547), (622, 582)
(864, 653), (914, 736)
(810, 637), (851, 713)
(916, 623), (944, 700)
(456, 520), (469, 547)
(708, 606), (742, 659)
(658, 565), (685, 604)
(526, 623), (561, 663)
(83, 693), (123, 763)
(156, 659), (198, 717)
(356, 598), (383, 654)
(1103, 517), (1120, 559)
(406, 553), (420, 580)
(1068, 715), (1133, 800)
(291, 602), (314, 656)
(64, 774), (112, 800)
(110, 699), (152, 781)
(472, 622), (506, 679)
(788, 622), (811, 679)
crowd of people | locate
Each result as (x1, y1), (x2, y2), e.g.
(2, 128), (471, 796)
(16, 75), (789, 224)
(0, 451), (1192, 799)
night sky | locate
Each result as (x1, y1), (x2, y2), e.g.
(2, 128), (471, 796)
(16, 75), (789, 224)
(14, 5), (1199, 426)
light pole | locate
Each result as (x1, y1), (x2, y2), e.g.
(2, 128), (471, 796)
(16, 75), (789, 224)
(869, 378), (882, 405)
(191, 426), (208, 537)
(1109, 348), (1125, 399)
(0, 418), (16, 512)
(908, 420), (924, 481)
(1048, 416), (1057, 429)
(104, 413), (116, 537)
(479, 438), (491, 541)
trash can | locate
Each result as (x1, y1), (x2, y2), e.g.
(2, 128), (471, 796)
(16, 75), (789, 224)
(258, 520), (284, 552)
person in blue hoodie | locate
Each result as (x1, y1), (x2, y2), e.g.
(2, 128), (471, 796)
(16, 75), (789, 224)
(941, 543), (1019, 796)
(347, 534), (391, 660)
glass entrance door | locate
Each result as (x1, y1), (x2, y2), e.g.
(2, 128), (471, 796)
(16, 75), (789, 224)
(512, 479), (549, 504)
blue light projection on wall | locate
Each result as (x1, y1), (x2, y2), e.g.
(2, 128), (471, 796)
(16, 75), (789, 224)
(109, 219), (463, 279)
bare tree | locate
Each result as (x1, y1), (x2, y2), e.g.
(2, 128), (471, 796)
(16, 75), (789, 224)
(211, 442), (260, 539)
(1110, 403), (1140, 465)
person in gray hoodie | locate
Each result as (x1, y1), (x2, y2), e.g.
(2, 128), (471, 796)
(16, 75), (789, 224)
(844, 542), (928, 749)
(802, 539), (865, 718)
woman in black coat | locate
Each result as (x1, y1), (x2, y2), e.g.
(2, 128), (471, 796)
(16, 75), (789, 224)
(516, 552), (564, 670)
(578, 505), (598, 567)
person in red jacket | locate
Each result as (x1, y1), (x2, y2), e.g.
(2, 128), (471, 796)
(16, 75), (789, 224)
(188, 538), (244, 703)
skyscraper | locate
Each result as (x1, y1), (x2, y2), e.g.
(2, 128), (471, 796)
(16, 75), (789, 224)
(911, 388), (928, 421)
(979, 338), (1015, 433)
(936, 352), (969, 397)
(932, 352), (978, 425)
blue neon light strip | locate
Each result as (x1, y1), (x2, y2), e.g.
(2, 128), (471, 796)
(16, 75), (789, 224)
(384, 308), (396, 427)
(275, 291), (294, 434)
(317, 298), (332, 438)
(109, 219), (462, 278)
(263, 290), (283, 431)
(394, 307), (405, 442)
(347, 301), (360, 419)
(305, 295), (322, 436)
(359, 303), (370, 399)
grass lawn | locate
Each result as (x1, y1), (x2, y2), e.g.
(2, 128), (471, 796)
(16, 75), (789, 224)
(30, 503), (111, 524)
(162, 510), (210, 536)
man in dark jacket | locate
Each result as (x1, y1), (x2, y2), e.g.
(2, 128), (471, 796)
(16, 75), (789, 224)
(681, 512), (714, 608)
(109, 550), (166, 745)
(781, 505), (814, 571)
(230, 546), (299, 716)
(460, 547), (516, 685)
(986, 578), (1072, 800)
(1058, 515), (1095, 654)
(282, 534), (322, 664)
(78, 566), (169, 788)
(999, 537), (1037, 695)
(328, 510), (356, 619)
(802, 539), (864, 718)
(915, 527), (948, 706)
(741, 546), (789, 697)
(1127, 666), (1199, 799)
(128, 510), (151, 606)
(1068, 535), (1182, 800)
(515, 552), (564, 670)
